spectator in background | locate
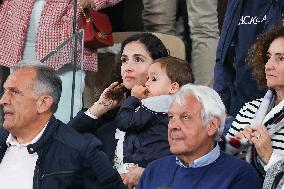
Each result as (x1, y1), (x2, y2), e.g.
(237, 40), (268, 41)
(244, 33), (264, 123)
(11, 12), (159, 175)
(225, 26), (284, 181)
(115, 56), (194, 188)
(186, 0), (219, 87)
(69, 33), (169, 187)
(141, 0), (219, 87)
(136, 84), (261, 189)
(142, 0), (177, 35)
(0, 63), (126, 189)
(0, 0), (122, 123)
(214, 0), (284, 116)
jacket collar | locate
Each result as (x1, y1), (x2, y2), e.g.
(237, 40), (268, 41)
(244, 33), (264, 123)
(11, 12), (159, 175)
(26, 115), (59, 154)
(141, 95), (173, 113)
(0, 116), (58, 153)
(0, 116), (62, 187)
(263, 99), (284, 124)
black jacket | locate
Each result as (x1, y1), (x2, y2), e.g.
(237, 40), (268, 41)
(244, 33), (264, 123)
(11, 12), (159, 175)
(0, 116), (126, 189)
(71, 96), (172, 168)
(115, 96), (171, 167)
(70, 109), (119, 163)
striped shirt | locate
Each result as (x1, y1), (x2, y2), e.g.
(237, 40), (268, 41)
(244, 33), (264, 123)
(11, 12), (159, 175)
(227, 98), (284, 156)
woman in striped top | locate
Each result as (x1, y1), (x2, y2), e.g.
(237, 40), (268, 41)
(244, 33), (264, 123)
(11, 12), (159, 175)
(225, 26), (284, 179)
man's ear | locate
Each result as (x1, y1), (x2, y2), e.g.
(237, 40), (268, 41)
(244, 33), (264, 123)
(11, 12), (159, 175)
(169, 82), (180, 94)
(207, 117), (220, 137)
(36, 96), (54, 114)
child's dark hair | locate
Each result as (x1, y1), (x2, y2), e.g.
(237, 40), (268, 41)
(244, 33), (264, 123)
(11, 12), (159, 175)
(105, 33), (170, 101)
(153, 56), (194, 86)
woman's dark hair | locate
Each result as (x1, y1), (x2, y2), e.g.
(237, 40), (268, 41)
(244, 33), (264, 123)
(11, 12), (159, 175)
(111, 33), (169, 83)
(120, 33), (169, 59)
(247, 26), (284, 89)
(105, 33), (169, 101)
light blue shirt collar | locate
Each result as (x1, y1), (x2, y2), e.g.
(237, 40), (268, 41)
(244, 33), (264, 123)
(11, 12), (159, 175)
(176, 144), (220, 168)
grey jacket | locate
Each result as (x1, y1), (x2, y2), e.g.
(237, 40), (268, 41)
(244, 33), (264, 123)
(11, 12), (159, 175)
(263, 160), (284, 189)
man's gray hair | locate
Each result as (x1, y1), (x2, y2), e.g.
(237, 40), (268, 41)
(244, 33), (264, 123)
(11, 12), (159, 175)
(12, 61), (62, 113)
(172, 84), (226, 141)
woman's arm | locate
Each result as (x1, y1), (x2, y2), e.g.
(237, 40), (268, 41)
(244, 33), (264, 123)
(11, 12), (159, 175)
(69, 82), (121, 133)
(68, 110), (102, 133)
(92, 0), (122, 10)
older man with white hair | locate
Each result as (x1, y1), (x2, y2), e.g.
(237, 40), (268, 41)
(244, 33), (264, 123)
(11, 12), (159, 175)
(136, 84), (261, 189)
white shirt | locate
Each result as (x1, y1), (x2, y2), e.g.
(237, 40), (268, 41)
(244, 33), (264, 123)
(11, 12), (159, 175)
(0, 125), (47, 189)
(22, 0), (46, 61)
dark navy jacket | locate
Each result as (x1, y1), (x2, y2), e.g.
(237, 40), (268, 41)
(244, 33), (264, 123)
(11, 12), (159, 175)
(214, 0), (284, 116)
(70, 109), (119, 164)
(115, 96), (171, 168)
(71, 96), (171, 168)
(0, 116), (126, 189)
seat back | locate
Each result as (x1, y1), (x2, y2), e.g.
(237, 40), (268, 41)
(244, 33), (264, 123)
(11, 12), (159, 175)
(113, 31), (186, 60)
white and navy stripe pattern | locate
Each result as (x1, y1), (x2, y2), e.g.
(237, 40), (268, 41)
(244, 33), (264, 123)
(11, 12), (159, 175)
(227, 98), (284, 154)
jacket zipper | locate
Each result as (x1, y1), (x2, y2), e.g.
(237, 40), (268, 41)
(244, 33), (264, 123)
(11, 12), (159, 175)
(35, 159), (41, 189)
(41, 170), (75, 180)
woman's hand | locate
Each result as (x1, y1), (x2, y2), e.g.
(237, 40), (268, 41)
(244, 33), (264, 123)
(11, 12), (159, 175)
(235, 126), (254, 144)
(120, 167), (145, 189)
(88, 82), (121, 117)
(131, 85), (148, 100)
(78, 0), (94, 9)
(250, 125), (273, 164)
